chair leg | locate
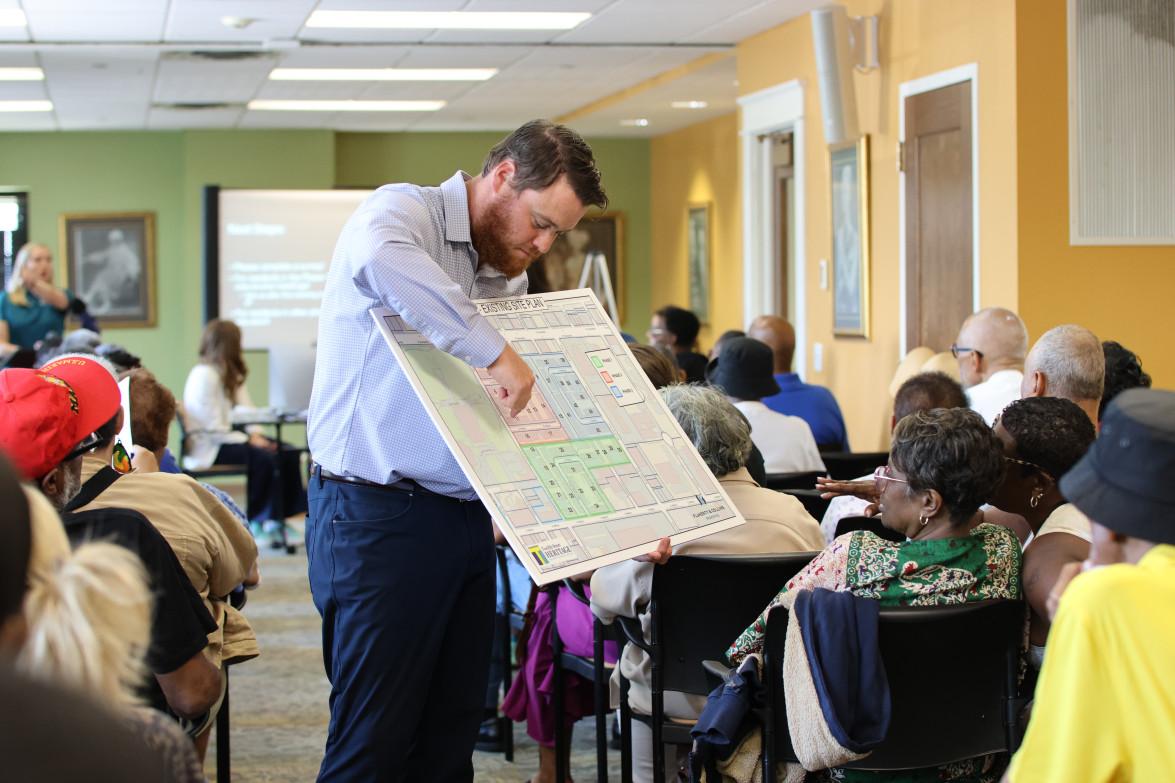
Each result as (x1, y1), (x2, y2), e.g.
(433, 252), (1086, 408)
(594, 620), (608, 783)
(216, 667), (230, 782)
(619, 673), (633, 783)
(553, 598), (568, 783)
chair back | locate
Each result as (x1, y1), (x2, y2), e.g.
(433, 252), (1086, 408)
(765, 599), (1025, 770)
(650, 553), (817, 697)
(835, 515), (905, 544)
(780, 488), (831, 521)
(820, 451), (890, 480)
(761, 471), (825, 491)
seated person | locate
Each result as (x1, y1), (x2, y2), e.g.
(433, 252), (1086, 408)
(1005, 389), (1175, 782)
(0, 243), (73, 359)
(1020, 324), (1104, 427)
(706, 336), (824, 474)
(19, 541), (204, 782)
(820, 371), (968, 541)
(952, 307), (1028, 426)
(0, 455), (175, 782)
(729, 407), (1021, 783)
(0, 356), (222, 739)
(591, 384), (825, 783)
(989, 397), (1096, 669)
(182, 318), (306, 537)
(647, 305), (708, 384)
(1099, 340), (1150, 420)
(749, 315), (849, 451)
(708, 329), (745, 360)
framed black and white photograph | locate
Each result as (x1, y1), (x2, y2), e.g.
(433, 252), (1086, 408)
(831, 136), (871, 338)
(687, 203), (711, 323)
(527, 211), (624, 322)
(60, 211), (156, 328)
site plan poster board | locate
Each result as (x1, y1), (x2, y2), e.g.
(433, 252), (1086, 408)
(371, 289), (745, 585)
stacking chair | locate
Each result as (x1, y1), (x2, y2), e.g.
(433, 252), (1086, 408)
(489, 545), (530, 762)
(551, 579), (623, 783)
(174, 409), (248, 483)
(761, 471), (825, 491)
(820, 451), (890, 480)
(759, 599), (1026, 782)
(779, 488), (832, 520)
(835, 514), (905, 543)
(609, 553), (818, 782)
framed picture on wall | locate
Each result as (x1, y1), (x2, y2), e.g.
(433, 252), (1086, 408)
(830, 135), (871, 338)
(527, 211), (624, 322)
(687, 202), (711, 323)
(60, 211), (156, 328)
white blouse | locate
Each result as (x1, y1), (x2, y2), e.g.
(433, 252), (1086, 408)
(181, 363), (259, 470)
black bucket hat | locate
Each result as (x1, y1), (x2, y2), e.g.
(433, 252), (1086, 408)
(1060, 388), (1175, 546)
(704, 337), (781, 400)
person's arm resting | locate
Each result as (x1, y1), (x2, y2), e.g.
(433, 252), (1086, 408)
(155, 651), (223, 720)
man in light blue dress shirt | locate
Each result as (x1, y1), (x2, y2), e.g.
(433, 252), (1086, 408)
(305, 120), (607, 782)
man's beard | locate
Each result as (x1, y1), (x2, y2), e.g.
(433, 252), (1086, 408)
(46, 460), (83, 511)
(473, 197), (533, 279)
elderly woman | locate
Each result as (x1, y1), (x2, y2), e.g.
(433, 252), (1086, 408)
(988, 397), (1096, 669)
(590, 384), (824, 783)
(729, 407), (1021, 783)
(0, 243), (73, 358)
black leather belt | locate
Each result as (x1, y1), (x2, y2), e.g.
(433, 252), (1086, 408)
(314, 465), (423, 494)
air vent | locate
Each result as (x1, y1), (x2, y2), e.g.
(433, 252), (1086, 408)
(152, 101), (244, 111)
(163, 50), (275, 62)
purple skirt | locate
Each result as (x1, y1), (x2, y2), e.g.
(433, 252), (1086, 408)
(501, 585), (619, 747)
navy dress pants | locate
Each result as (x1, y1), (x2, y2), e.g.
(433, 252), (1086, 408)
(306, 474), (496, 782)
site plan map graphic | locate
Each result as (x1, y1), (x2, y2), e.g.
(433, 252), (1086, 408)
(371, 289), (745, 585)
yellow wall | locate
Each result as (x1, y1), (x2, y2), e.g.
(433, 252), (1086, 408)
(648, 112), (742, 347)
(729, 0), (1019, 448)
(1016, 0), (1175, 389)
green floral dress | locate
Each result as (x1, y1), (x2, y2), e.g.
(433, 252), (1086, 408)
(727, 523), (1023, 783)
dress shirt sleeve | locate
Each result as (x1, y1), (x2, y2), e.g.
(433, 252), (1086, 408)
(350, 199), (505, 368)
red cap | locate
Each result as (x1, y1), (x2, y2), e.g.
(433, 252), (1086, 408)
(0, 355), (121, 480)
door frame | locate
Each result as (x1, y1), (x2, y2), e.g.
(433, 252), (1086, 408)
(739, 79), (807, 377)
(898, 63), (980, 355)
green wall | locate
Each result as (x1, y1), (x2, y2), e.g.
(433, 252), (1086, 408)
(1, 128), (651, 413)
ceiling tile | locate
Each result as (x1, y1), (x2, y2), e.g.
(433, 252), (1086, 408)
(147, 105), (245, 129)
(153, 52), (277, 103)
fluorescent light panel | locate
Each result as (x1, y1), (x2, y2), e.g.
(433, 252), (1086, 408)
(248, 99), (445, 112)
(671, 100), (709, 109)
(305, 10), (590, 30)
(0, 100), (53, 112)
(0, 9), (26, 27)
(620, 118), (649, 127)
(0, 68), (43, 81)
(270, 67), (497, 82)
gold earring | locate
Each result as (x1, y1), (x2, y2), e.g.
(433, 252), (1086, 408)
(1029, 491), (1043, 509)
(919, 515), (929, 527)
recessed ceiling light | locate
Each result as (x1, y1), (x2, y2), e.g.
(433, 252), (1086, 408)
(248, 99), (446, 112)
(270, 68), (497, 82)
(0, 68), (43, 81)
(620, 118), (649, 127)
(0, 9), (27, 27)
(671, 101), (708, 110)
(0, 100), (53, 112)
(221, 16), (256, 29)
(305, 10), (590, 30)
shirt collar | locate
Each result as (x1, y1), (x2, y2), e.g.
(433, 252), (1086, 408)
(440, 170), (473, 245)
(774, 372), (801, 388)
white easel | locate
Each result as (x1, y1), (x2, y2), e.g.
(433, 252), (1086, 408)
(576, 251), (620, 325)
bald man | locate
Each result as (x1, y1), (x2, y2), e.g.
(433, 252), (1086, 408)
(1021, 324), (1105, 427)
(747, 315), (849, 451)
(952, 307), (1029, 425)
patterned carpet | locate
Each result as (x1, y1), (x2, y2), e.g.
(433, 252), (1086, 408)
(205, 539), (619, 782)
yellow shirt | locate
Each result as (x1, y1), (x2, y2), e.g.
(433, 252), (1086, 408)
(1008, 545), (1175, 782)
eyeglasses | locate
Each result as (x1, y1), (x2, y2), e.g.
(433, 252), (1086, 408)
(873, 465), (909, 485)
(950, 344), (984, 360)
(61, 430), (103, 464)
(1003, 455), (1055, 483)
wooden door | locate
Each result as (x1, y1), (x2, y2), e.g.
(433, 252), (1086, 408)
(904, 81), (973, 351)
